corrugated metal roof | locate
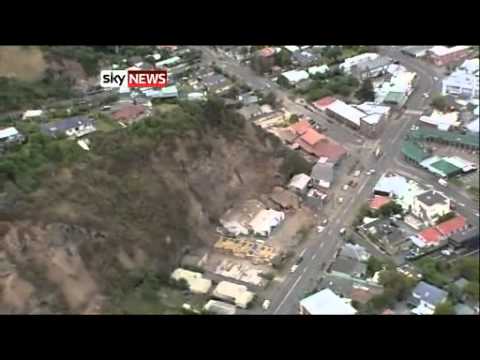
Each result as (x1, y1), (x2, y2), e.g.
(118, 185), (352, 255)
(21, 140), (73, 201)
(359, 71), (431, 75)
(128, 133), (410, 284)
(401, 141), (430, 163)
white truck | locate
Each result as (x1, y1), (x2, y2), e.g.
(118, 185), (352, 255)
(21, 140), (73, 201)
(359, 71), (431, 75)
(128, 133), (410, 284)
(438, 178), (448, 187)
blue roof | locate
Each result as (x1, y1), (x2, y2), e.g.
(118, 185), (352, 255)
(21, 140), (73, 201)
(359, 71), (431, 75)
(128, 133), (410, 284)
(411, 281), (448, 307)
(41, 116), (94, 135)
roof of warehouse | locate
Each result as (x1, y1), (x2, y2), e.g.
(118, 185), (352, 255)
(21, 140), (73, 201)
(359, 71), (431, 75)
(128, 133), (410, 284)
(437, 216), (466, 236)
(408, 128), (479, 149)
(430, 159), (462, 176)
(401, 141), (430, 163)
(326, 100), (366, 127)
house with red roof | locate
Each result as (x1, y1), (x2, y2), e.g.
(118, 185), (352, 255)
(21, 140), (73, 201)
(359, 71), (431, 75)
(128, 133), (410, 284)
(418, 227), (443, 246)
(436, 215), (467, 237)
(111, 104), (148, 124)
(312, 96), (337, 111)
(369, 195), (392, 210)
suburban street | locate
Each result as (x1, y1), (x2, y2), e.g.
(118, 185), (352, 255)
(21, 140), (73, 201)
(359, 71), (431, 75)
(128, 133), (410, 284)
(199, 46), (477, 315)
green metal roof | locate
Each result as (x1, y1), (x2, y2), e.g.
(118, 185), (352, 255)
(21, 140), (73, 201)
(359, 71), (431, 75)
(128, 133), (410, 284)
(384, 91), (407, 105)
(408, 128), (479, 149)
(401, 141), (430, 163)
(430, 159), (462, 177)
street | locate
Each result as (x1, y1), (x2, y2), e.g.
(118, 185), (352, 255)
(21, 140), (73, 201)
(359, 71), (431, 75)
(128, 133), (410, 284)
(199, 46), (477, 315)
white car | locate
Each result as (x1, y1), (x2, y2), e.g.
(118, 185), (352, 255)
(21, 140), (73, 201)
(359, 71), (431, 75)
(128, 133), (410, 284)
(339, 228), (346, 236)
(353, 170), (361, 177)
(262, 299), (271, 310)
(423, 93), (429, 98)
(290, 264), (299, 273)
(317, 226), (325, 233)
(342, 185), (349, 191)
(338, 197), (344, 204)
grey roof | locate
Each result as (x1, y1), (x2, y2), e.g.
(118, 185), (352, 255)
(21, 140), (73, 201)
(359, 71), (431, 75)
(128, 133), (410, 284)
(415, 190), (448, 207)
(331, 257), (367, 278)
(40, 116), (94, 136)
(292, 50), (320, 66)
(454, 303), (476, 315)
(449, 227), (479, 247)
(453, 278), (469, 290)
(353, 56), (392, 73)
(410, 281), (448, 307)
(311, 162), (334, 183)
(202, 73), (231, 88)
(321, 273), (384, 299)
(339, 243), (370, 262)
(401, 46), (432, 56)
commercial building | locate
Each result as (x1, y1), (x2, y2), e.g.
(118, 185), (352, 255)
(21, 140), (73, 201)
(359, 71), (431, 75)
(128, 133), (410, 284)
(299, 288), (357, 315)
(418, 111), (460, 131)
(214, 238), (278, 265)
(407, 127), (479, 151)
(412, 190), (450, 225)
(419, 157), (463, 178)
(212, 281), (255, 309)
(427, 46), (471, 67)
(325, 100), (365, 129)
(170, 268), (212, 295)
(143, 85), (178, 99)
(373, 173), (426, 211)
(401, 141), (430, 165)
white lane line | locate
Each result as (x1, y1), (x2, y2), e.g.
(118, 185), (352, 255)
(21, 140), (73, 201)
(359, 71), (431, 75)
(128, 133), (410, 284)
(312, 253), (317, 260)
(274, 265), (310, 314)
(356, 181), (367, 194)
(299, 248), (307, 257)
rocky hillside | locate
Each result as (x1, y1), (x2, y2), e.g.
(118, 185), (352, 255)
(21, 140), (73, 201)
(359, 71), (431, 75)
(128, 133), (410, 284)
(0, 99), (310, 314)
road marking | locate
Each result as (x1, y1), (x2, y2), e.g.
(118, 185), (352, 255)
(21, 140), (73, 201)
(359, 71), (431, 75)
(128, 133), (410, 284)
(273, 266), (309, 314)
(312, 253), (317, 260)
(319, 242), (324, 248)
(299, 248), (307, 257)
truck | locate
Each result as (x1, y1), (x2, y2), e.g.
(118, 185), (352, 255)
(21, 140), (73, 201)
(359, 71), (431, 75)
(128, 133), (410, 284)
(438, 178), (448, 187)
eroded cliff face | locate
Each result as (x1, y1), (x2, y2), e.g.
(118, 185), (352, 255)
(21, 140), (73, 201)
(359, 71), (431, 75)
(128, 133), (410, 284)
(0, 119), (295, 314)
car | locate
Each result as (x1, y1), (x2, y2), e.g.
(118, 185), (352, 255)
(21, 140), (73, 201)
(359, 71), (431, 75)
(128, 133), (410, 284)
(317, 226), (325, 233)
(262, 299), (271, 310)
(423, 93), (429, 98)
(339, 228), (346, 236)
(342, 185), (349, 191)
(321, 219), (328, 226)
(368, 169), (376, 175)
(353, 170), (361, 177)
(441, 249), (453, 256)
(296, 256), (304, 265)
(290, 264), (299, 273)
(338, 197), (344, 204)
(433, 76), (439, 81)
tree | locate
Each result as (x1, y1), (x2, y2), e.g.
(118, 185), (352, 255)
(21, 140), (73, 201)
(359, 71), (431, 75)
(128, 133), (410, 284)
(431, 95), (449, 112)
(264, 92), (277, 108)
(289, 114), (299, 124)
(275, 49), (292, 67)
(455, 257), (480, 282)
(379, 270), (417, 301)
(367, 256), (385, 277)
(436, 212), (456, 224)
(277, 75), (291, 88)
(463, 281), (479, 302)
(378, 202), (403, 218)
(356, 79), (375, 102)
(323, 46), (342, 62)
(434, 301), (455, 315)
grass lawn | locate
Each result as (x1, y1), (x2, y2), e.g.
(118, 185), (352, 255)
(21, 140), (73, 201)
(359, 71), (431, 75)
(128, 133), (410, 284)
(94, 117), (122, 132)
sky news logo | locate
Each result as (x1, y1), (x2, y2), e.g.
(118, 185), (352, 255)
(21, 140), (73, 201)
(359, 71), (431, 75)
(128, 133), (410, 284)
(100, 69), (168, 89)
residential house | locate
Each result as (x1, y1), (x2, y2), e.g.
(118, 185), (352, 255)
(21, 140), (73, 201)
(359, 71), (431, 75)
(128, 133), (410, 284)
(310, 160), (334, 189)
(454, 303), (477, 315)
(202, 74), (233, 95)
(280, 70), (310, 85)
(412, 190), (450, 225)
(291, 50), (320, 67)
(339, 53), (379, 73)
(408, 281), (448, 315)
(111, 104), (147, 124)
(307, 65), (329, 77)
(22, 109), (44, 121)
(312, 96), (337, 111)
(304, 188), (328, 209)
(212, 281), (255, 309)
(288, 173), (311, 194)
(320, 273), (383, 306)
(299, 288), (357, 315)
(401, 46), (432, 58)
(40, 116), (96, 138)
(143, 85), (178, 99)
(203, 300), (236, 315)
(170, 268), (212, 295)
(442, 70), (479, 100)
(0, 127), (24, 148)
(373, 173), (426, 212)
(257, 47), (275, 70)
(331, 257), (367, 279)
(338, 243), (371, 263)
(369, 195), (392, 211)
(418, 110), (460, 131)
(427, 46), (471, 67)
(350, 56), (392, 80)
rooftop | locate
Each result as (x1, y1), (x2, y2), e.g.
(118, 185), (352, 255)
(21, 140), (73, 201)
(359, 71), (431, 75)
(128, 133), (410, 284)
(312, 96), (337, 109)
(369, 195), (392, 210)
(410, 281), (448, 306)
(311, 161), (334, 183)
(300, 288), (357, 315)
(204, 300), (236, 315)
(0, 127), (19, 140)
(429, 159), (462, 177)
(408, 127), (479, 149)
(436, 215), (466, 236)
(418, 227), (443, 245)
(308, 65), (329, 75)
(326, 100), (366, 127)
(281, 69), (310, 84)
(415, 190), (448, 207)
(338, 243), (370, 262)
(288, 173), (311, 191)
(401, 141), (430, 163)
(331, 257), (367, 278)
(429, 46), (470, 57)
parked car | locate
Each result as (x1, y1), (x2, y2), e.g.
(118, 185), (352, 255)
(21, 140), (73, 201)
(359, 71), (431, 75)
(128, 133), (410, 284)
(290, 264), (299, 273)
(339, 228), (346, 236)
(262, 299), (271, 310)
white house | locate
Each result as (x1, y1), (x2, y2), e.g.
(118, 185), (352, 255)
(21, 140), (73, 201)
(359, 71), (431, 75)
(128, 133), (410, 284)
(22, 109), (43, 120)
(170, 268), (212, 295)
(412, 190), (450, 225)
(248, 209), (285, 237)
(300, 288), (357, 315)
(212, 281), (255, 309)
(339, 53), (379, 73)
(442, 70), (479, 100)
(280, 70), (310, 85)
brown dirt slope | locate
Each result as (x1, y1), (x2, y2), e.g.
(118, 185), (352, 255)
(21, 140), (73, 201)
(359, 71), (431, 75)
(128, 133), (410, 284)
(0, 113), (303, 314)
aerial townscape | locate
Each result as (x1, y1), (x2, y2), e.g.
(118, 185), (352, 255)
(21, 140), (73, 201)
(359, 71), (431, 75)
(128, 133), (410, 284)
(0, 45), (478, 315)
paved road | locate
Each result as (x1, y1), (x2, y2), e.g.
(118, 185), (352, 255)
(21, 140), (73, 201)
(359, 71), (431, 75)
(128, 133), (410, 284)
(199, 46), (475, 315)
